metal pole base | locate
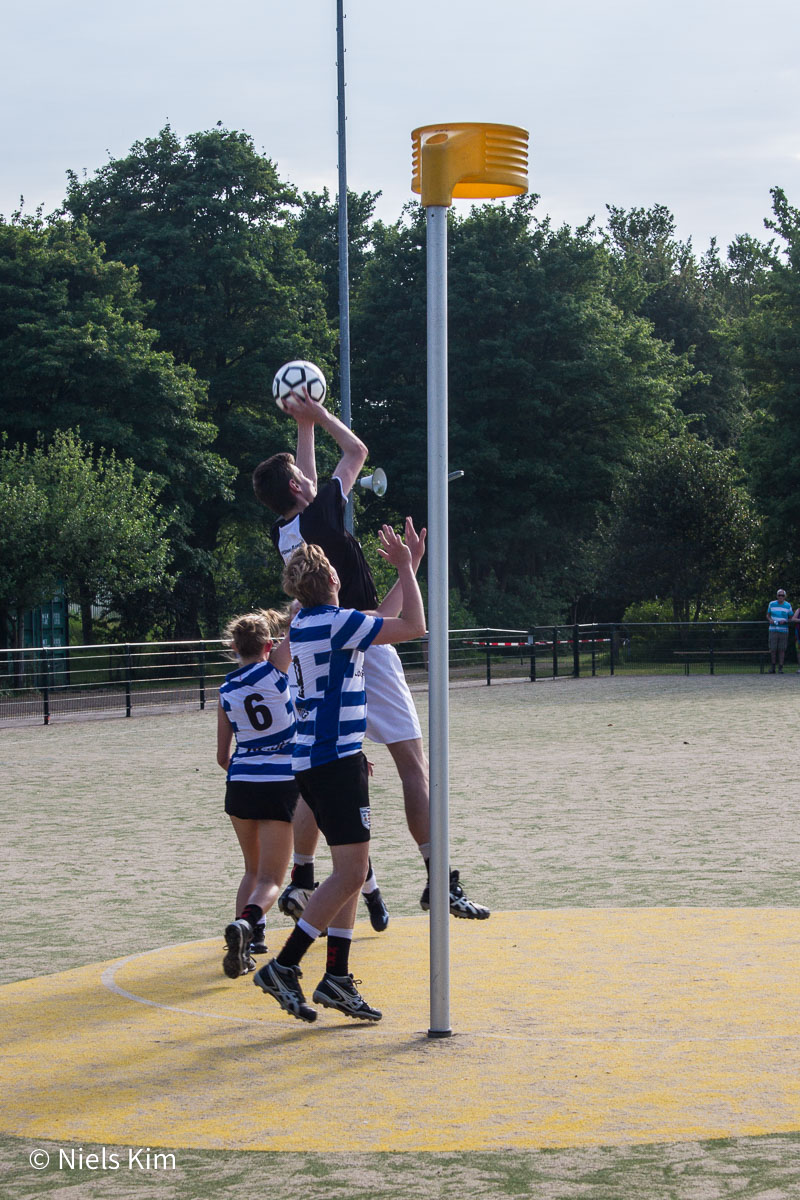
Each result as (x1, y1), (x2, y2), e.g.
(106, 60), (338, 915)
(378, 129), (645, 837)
(427, 1028), (453, 1039)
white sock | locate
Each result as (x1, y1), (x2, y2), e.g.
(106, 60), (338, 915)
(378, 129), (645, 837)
(362, 861), (379, 894)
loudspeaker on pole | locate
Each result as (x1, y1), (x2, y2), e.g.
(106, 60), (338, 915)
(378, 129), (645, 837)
(359, 468), (387, 497)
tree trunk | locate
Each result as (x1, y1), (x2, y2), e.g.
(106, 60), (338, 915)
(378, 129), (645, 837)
(672, 598), (690, 623)
(201, 573), (220, 641)
(80, 598), (94, 645)
(172, 572), (203, 640)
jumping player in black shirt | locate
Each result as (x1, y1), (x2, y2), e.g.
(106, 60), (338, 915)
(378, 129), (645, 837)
(253, 388), (490, 924)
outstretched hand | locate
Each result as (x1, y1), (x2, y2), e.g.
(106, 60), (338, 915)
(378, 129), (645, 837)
(278, 387), (325, 424)
(404, 517), (427, 571)
(377, 523), (413, 570)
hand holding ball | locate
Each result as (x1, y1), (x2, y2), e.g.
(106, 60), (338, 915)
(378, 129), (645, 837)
(272, 360), (327, 412)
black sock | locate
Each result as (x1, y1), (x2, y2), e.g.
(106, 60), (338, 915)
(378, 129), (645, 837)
(239, 904), (263, 927)
(326, 934), (352, 976)
(424, 860), (454, 885)
(291, 862), (315, 889)
(276, 925), (315, 968)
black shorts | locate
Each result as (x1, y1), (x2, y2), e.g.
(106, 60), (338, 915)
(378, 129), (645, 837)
(295, 753), (371, 846)
(225, 779), (299, 822)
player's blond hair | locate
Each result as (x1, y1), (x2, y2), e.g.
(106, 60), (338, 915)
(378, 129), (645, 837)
(221, 608), (289, 660)
(282, 544), (337, 608)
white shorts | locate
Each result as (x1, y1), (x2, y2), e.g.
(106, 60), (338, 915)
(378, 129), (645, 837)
(363, 643), (422, 745)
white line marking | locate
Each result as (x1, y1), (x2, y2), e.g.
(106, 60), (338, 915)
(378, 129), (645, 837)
(100, 945), (800, 1044)
(100, 945), (263, 1025)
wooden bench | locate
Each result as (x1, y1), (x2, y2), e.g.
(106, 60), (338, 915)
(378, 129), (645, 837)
(673, 649), (770, 675)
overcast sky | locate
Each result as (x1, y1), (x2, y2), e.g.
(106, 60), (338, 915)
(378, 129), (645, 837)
(3, 0), (799, 254)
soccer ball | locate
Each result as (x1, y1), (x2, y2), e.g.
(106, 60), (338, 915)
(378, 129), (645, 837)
(272, 360), (327, 411)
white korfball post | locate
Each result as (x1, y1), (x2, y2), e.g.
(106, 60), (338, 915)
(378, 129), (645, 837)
(411, 123), (529, 1038)
(425, 201), (451, 1036)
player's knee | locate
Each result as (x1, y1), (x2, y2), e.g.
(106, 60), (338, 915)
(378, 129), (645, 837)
(332, 856), (370, 894)
(255, 869), (282, 889)
(400, 757), (428, 795)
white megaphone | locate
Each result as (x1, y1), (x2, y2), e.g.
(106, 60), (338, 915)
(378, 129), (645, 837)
(359, 467), (387, 498)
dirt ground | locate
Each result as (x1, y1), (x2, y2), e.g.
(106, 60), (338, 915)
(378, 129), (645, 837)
(3, 673), (800, 1197)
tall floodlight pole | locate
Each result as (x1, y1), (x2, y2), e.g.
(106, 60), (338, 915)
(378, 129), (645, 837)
(336, 0), (354, 533)
(411, 123), (529, 1037)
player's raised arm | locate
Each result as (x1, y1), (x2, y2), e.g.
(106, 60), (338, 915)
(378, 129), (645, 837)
(279, 389), (367, 499)
(376, 517), (427, 618)
(293, 393), (318, 491)
(372, 524), (426, 645)
(268, 632), (292, 674)
(268, 602), (299, 672)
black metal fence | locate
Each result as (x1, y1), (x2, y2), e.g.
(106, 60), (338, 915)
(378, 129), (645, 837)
(0, 622), (789, 726)
(470, 621), (787, 685)
(0, 640), (226, 726)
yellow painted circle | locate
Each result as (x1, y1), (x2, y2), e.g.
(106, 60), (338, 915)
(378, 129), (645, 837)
(2, 910), (800, 1151)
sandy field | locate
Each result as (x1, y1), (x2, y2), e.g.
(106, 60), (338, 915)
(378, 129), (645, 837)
(3, 673), (800, 1198)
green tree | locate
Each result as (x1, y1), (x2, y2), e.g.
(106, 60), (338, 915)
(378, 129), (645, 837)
(596, 434), (760, 621)
(603, 204), (749, 448)
(352, 198), (689, 625)
(64, 126), (335, 633)
(701, 232), (774, 321)
(738, 187), (800, 577)
(0, 214), (231, 633)
(0, 432), (172, 645)
(0, 470), (54, 649)
(209, 516), (286, 629)
(293, 187), (381, 322)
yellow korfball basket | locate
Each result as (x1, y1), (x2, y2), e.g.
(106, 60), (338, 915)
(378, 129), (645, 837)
(411, 122), (529, 208)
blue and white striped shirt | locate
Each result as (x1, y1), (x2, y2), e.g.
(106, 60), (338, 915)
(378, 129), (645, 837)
(219, 660), (296, 783)
(768, 600), (793, 629)
(290, 604), (384, 771)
